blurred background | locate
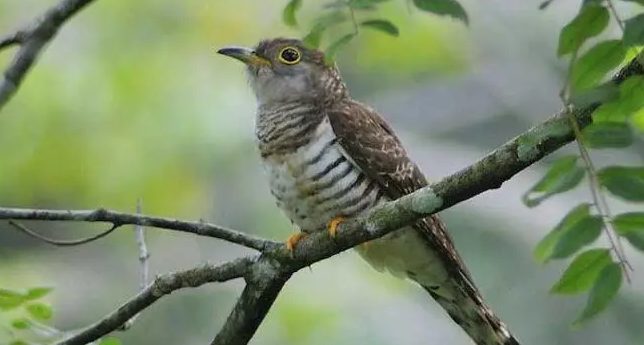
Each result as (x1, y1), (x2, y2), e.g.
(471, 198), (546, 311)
(1, 0), (643, 344)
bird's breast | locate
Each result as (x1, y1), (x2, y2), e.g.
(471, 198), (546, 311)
(260, 118), (382, 233)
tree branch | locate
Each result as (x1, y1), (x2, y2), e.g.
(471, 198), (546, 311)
(55, 258), (252, 345)
(0, 0), (97, 111)
(0, 207), (279, 251)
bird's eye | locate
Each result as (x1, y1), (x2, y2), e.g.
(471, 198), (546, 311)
(278, 47), (301, 65)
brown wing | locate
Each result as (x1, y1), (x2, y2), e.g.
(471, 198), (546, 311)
(326, 100), (474, 281)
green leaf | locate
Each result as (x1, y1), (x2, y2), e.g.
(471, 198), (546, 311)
(583, 122), (634, 148)
(623, 13), (644, 48)
(569, 83), (620, 109)
(11, 318), (30, 330)
(522, 155), (585, 207)
(557, 4), (610, 57)
(282, 0), (302, 27)
(593, 76), (644, 122)
(9, 341), (28, 345)
(571, 40), (626, 91)
(550, 248), (612, 295)
(552, 215), (603, 259)
(302, 28), (323, 49)
(325, 33), (356, 64)
(613, 212), (644, 251)
(0, 289), (24, 310)
(25, 302), (52, 321)
(302, 11), (348, 50)
(534, 203), (592, 263)
(347, 0), (391, 10)
(23, 287), (53, 300)
(99, 337), (123, 345)
(0, 288), (24, 298)
(412, 0), (469, 24)
(360, 19), (399, 36)
(574, 262), (622, 326)
(598, 166), (644, 202)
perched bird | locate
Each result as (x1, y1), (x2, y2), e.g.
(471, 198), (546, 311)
(218, 37), (520, 345)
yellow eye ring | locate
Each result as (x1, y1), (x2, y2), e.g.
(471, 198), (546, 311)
(278, 46), (301, 65)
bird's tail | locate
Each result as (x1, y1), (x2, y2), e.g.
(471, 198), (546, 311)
(421, 282), (520, 345)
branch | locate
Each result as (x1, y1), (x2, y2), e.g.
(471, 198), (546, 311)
(0, 207), (279, 251)
(0, 0), (97, 111)
(55, 258), (252, 345)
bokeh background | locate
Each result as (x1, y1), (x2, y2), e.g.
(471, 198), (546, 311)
(1, 0), (643, 344)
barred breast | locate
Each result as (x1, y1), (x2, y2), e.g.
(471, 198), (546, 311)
(260, 117), (383, 233)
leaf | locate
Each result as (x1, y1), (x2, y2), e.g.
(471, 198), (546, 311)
(574, 262), (622, 326)
(99, 337), (123, 345)
(282, 0), (302, 27)
(598, 166), (644, 202)
(302, 11), (348, 49)
(623, 13), (644, 48)
(522, 155), (585, 207)
(0, 288), (24, 298)
(360, 19), (399, 36)
(569, 83), (620, 109)
(9, 341), (28, 345)
(347, 0), (391, 10)
(550, 248), (612, 294)
(23, 287), (53, 300)
(593, 76), (644, 122)
(302, 28), (323, 49)
(583, 122), (634, 148)
(0, 288), (24, 310)
(557, 4), (610, 57)
(412, 0), (469, 24)
(25, 302), (52, 321)
(325, 33), (356, 64)
(551, 215), (603, 259)
(534, 203), (592, 263)
(613, 212), (644, 251)
(11, 318), (30, 330)
(571, 40), (626, 91)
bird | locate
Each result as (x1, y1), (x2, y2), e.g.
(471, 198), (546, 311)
(217, 37), (520, 345)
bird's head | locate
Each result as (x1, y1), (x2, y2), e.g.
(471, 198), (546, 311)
(217, 37), (348, 106)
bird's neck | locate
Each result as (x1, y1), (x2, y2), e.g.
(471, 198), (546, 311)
(255, 100), (325, 157)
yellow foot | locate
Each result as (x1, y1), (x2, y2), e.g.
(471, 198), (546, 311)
(327, 216), (346, 238)
(286, 233), (307, 251)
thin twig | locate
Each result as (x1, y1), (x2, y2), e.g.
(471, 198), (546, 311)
(607, 0), (625, 31)
(54, 258), (252, 345)
(8, 220), (119, 246)
(119, 199), (151, 331)
(135, 199), (150, 291)
(0, 0), (98, 111)
(0, 207), (279, 251)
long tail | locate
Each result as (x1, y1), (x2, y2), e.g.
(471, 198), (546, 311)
(421, 282), (520, 345)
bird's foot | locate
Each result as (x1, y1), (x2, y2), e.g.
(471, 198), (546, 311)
(285, 232), (307, 251)
(327, 216), (346, 238)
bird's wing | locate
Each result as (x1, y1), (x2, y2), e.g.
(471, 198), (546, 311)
(326, 100), (473, 281)
(326, 101), (519, 345)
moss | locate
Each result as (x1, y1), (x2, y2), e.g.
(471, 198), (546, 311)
(409, 188), (444, 215)
(516, 118), (571, 162)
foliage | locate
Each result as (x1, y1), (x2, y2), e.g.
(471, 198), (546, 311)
(523, 0), (644, 328)
(0, 285), (120, 345)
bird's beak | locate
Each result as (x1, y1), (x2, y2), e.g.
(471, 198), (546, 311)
(216, 46), (270, 66)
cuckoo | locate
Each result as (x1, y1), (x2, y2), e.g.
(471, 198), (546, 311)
(218, 37), (520, 345)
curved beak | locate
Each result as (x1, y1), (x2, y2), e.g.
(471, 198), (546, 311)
(216, 46), (270, 66)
